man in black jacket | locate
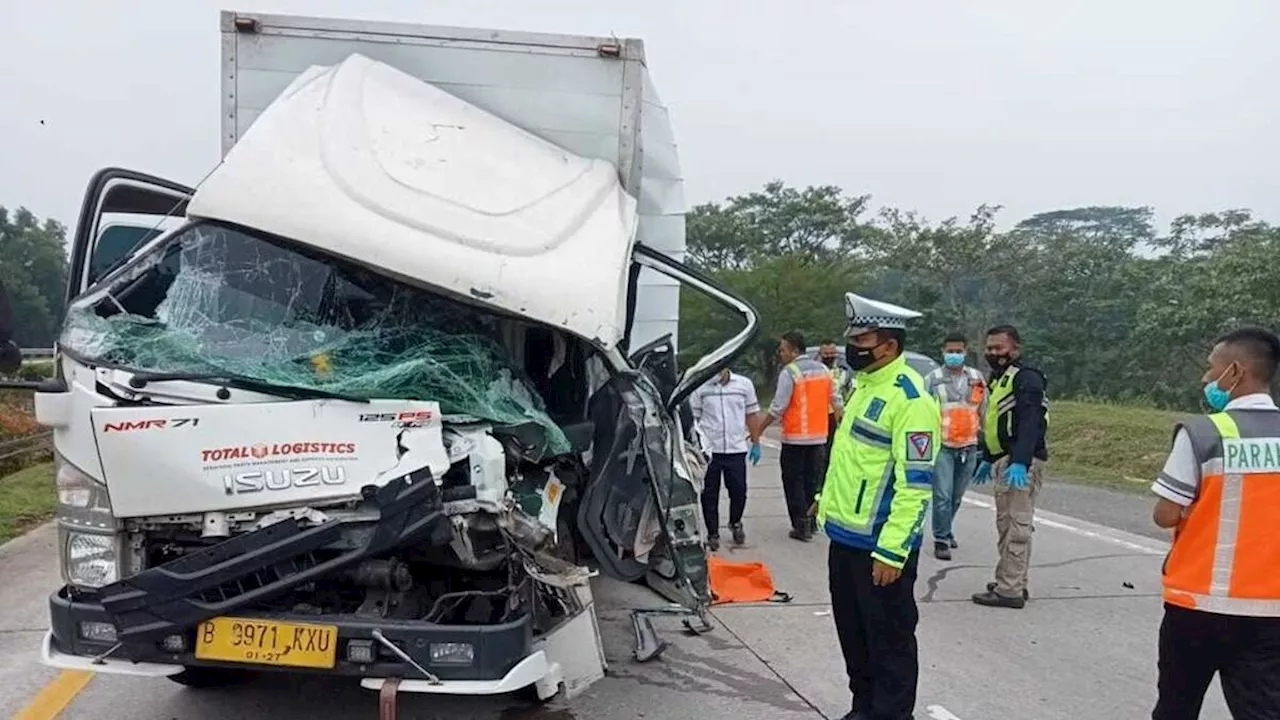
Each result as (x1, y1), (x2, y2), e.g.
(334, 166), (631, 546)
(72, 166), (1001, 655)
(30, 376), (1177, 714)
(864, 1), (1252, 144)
(969, 324), (1048, 609)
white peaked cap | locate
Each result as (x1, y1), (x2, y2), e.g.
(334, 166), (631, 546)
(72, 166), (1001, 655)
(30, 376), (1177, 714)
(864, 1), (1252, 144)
(844, 292), (923, 334)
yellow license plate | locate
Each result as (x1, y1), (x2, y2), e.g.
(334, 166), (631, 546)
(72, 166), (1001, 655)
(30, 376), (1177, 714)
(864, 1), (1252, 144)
(194, 617), (338, 669)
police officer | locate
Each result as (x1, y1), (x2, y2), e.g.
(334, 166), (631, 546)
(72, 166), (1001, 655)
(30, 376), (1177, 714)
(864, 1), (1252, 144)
(1150, 327), (1280, 719)
(970, 324), (1048, 609)
(815, 292), (940, 720)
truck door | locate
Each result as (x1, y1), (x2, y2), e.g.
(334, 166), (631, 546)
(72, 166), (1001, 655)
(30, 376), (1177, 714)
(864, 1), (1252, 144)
(576, 246), (760, 611)
(65, 168), (193, 303)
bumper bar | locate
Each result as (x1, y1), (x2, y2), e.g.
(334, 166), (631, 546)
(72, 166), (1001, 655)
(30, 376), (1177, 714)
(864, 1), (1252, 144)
(97, 472), (450, 656)
(40, 631), (560, 697)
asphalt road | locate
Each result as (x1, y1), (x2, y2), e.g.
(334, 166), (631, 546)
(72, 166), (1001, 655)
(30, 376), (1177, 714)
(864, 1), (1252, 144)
(4, 446), (1232, 720)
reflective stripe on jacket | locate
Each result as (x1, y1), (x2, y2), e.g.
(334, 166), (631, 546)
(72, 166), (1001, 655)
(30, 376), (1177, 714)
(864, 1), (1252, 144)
(780, 361), (833, 444)
(981, 364), (1049, 458)
(927, 366), (986, 448)
(815, 354), (940, 569)
(1163, 409), (1280, 617)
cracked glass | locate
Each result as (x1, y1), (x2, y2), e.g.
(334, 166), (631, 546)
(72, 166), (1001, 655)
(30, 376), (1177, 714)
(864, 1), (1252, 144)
(62, 222), (570, 453)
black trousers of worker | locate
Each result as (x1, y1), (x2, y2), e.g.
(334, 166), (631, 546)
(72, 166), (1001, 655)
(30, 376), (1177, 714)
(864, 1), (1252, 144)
(701, 452), (748, 537)
(779, 443), (825, 531)
(829, 542), (920, 720)
(1153, 604), (1280, 720)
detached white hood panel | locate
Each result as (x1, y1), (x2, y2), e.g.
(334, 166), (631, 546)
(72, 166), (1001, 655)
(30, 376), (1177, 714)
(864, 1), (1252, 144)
(190, 53), (639, 347)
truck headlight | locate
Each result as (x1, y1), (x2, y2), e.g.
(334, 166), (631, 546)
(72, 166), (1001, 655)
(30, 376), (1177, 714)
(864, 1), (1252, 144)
(55, 456), (122, 588)
(63, 531), (120, 587)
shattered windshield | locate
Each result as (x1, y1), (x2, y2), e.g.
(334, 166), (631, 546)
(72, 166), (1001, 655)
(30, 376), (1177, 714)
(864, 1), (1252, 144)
(62, 221), (570, 453)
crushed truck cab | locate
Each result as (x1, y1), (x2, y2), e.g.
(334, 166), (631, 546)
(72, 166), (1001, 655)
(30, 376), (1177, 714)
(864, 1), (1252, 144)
(32, 11), (758, 703)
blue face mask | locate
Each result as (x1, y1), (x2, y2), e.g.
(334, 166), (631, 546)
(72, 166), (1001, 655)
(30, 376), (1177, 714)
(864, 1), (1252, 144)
(1203, 365), (1238, 412)
(943, 352), (965, 368)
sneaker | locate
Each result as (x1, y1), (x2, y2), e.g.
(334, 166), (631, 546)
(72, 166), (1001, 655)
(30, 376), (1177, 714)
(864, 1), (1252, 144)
(730, 522), (746, 546)
(934, 541), (952, 561)
(707, 535), (720, 552)
(986, 581), (1030, 600)
(789, 528), (809, 542)
(949, 538), (959, 549)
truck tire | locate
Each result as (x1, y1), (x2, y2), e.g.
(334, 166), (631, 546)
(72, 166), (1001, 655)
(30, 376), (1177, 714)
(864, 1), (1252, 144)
(167, 667), (253, 688)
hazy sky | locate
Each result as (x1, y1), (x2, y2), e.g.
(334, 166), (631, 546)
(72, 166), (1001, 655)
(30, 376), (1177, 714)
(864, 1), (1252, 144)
(1, 0), (1277, 234)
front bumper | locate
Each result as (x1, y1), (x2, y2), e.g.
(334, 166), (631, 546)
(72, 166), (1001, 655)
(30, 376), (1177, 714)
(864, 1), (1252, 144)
(46, 585), (536, 684)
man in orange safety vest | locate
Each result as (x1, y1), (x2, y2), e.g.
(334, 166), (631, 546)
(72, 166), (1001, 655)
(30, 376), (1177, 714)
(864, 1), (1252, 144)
(1150, 326), (1280, 720)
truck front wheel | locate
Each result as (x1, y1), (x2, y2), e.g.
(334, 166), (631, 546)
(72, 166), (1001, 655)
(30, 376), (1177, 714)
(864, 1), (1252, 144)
(167, 667), (254, 688)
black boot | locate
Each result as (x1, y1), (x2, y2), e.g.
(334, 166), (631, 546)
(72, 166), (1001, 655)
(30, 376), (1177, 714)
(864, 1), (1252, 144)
(730, 522), (746, 546)
(934, 541), (952, 561)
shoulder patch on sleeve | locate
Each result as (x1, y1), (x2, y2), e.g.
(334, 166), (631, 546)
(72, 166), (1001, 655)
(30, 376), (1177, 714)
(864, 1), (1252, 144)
(906, 431), (934, 461)
(895, 374), (920, 400)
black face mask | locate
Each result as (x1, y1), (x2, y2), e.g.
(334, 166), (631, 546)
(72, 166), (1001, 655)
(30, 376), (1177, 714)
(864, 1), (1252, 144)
(820, 356), (836, 368)
(985, 353), (1011, 372)
(847, 344), (881, 371)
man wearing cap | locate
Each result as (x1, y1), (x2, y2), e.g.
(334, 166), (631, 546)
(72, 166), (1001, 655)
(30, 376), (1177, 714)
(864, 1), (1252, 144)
(756, 330), (842, 541)
(815, 293), (940, 720)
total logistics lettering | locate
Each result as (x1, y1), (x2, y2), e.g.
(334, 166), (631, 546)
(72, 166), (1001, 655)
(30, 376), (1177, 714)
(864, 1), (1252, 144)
(201, 442), (357, 463)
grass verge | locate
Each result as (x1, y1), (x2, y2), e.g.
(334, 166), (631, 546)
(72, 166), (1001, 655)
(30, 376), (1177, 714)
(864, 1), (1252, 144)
(1040, 400), (1191, 493)
(0, 462), (55, 544)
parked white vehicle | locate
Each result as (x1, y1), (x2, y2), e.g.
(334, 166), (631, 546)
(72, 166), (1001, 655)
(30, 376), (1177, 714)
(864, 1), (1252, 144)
(11, 11), (758, 705)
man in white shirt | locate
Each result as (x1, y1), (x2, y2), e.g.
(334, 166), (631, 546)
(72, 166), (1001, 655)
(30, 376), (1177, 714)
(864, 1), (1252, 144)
(690, 367), (763, 550)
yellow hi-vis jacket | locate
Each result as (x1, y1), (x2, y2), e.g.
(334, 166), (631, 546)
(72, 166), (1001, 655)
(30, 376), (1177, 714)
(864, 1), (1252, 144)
(816, 354), (940, 569)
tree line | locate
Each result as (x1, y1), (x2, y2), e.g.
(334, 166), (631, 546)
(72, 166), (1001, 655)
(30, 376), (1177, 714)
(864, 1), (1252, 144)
(4, 190), (1275, 414)
(0, 206), (67, 349)
(677, 181), (1280, 412)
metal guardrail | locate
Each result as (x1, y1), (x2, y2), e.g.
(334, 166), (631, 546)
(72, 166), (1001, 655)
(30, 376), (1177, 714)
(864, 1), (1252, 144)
(0, 431), (52, 466)
(19, 348), (55, 358)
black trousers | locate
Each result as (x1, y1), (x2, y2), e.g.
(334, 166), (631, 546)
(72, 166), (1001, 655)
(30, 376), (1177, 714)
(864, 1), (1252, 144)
(780, 443), (825, 531)
(1153, 604), (1280, 720)
(829, 542), (920, 720)
(701, 452), (748, 536)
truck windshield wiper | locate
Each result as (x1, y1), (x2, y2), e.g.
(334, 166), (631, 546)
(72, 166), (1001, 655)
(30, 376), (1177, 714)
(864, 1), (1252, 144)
(124, 371), (371, 403)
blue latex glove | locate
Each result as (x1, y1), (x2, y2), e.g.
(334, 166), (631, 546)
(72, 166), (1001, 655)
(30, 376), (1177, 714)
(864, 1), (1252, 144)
(1006, 462), (1029, 490)
(972, 461), (992, 485)
(748, 442), (762, 466)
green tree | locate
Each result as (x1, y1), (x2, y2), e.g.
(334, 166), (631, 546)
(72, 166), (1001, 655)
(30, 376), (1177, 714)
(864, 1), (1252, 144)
(0, 206), (69, 347)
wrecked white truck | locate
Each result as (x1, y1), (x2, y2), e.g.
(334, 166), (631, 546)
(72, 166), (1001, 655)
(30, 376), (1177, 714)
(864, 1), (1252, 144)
(22, 12), (758, 703)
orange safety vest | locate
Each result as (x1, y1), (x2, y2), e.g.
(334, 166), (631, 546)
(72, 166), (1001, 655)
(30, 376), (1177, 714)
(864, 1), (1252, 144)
(931, 368), (985, 448)
(1162, 409), (1280, 617)
(780, 361), (832, 444)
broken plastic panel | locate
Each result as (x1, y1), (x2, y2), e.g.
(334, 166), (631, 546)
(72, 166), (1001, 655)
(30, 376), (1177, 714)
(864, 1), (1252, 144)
(60, 222), (570, 454)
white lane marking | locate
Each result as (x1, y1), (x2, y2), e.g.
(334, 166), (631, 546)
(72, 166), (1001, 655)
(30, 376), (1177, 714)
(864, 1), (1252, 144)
(962, 496), (1168, 555)
(926, 705), (965, 720)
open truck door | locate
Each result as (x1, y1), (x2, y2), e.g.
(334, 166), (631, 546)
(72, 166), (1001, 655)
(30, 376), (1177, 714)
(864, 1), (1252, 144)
(65, 168), (193, 302)
(576, 245), (759, 613)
